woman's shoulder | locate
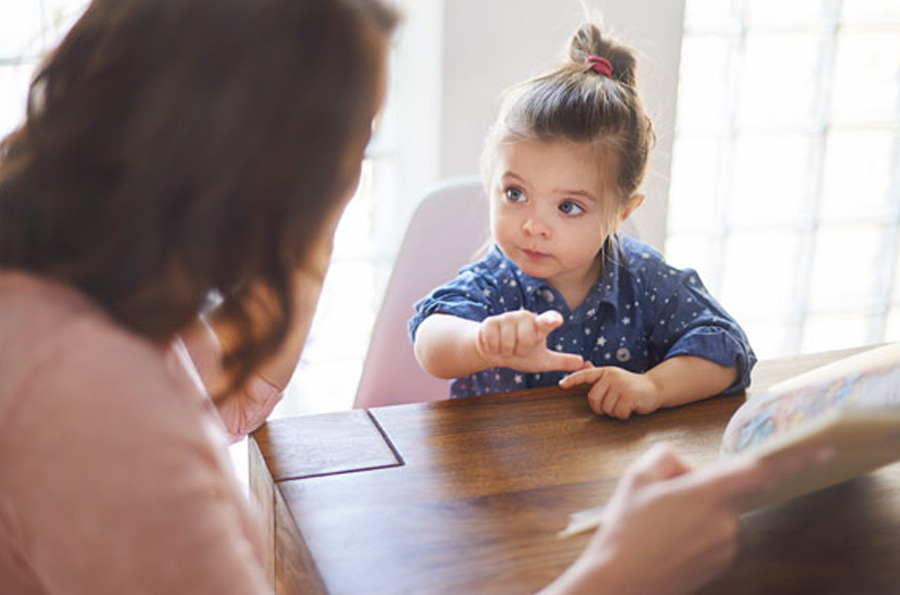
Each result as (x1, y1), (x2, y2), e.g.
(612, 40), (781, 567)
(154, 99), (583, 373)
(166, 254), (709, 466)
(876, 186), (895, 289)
(0, 270), (240, 519)
(0, 274), (266, 594)
(0, 271), (208, 433)
(0, 271), (151, 374)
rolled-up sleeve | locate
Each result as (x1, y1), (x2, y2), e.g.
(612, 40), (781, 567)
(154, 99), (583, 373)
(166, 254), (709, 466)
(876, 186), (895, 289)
(408, 271), (500, 342)
(177, 319), (283, 443)
(647, 268), (756, 393)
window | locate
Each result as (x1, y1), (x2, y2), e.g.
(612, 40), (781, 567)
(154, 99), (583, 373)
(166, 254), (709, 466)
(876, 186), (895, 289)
(667, 0), (900, 359)
(0, 1), (89, 137)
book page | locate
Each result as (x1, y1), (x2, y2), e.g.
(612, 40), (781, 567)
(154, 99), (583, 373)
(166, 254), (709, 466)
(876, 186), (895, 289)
(721, 343), (900, 511)
(559, 345), (900, 538)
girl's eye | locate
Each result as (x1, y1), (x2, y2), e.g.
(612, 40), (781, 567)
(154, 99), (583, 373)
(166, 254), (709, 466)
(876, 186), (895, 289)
(505, 187), (525, 203)
(559, 200), (585, 216)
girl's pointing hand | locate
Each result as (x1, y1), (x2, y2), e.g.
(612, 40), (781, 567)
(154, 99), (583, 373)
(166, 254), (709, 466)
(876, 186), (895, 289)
(476, 309), (584, 373)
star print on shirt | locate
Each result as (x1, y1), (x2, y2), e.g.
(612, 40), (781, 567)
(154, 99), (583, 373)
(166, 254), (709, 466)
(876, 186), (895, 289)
(409, 237), (756, 400)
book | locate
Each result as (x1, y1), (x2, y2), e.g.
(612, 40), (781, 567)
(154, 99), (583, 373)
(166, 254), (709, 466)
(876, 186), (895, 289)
(559, 343), (900, 538)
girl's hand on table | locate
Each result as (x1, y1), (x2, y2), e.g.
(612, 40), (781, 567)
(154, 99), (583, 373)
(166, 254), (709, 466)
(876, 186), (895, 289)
(559, 364), (661, 419)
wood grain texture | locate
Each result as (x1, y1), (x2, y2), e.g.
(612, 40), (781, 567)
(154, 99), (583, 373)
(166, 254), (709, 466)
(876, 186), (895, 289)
(250, 345), (900, 594)
(273, 484), (327, 595)
(252, 409), (401, 482)
(247, 438), (276, 587)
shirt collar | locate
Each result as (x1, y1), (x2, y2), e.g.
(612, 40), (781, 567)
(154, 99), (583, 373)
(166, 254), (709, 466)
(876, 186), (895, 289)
(490, 242), (625, 314)
(488, 245), (549, 297)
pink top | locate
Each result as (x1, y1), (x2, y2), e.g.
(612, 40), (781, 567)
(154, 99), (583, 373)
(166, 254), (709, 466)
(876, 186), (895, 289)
(0, 271), (282, 594)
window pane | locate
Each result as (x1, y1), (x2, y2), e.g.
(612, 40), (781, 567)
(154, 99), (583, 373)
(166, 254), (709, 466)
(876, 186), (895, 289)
(738, 33), (821, 129)
(801, 312), (871, 352)
(747, 0), (828, 29)
(841, 0), (900, 25)
(284, 360), (364, 415)
(333, 166), (376, 259)
(892, 246), (900, 304)
(729, 133), (810, 226)
(742, 319), (796, 359)
(667, 137), (722, 232)
(807, 223), (886, 310)
(37, 0), (91, 52)
(886, 308), (900, 343)
(684, 0), (734, 30)
(305, 259), (377, 363)
(675, 35), (731, 133)
(720, 229), (801, 318)
(0, 64), (33, 139)
(0, 3), (41, 57)
(675, 0), (900, 358)
(665, 233), (720, 295)
(820, 130), (895, 220)
(831, 31), (900, 126)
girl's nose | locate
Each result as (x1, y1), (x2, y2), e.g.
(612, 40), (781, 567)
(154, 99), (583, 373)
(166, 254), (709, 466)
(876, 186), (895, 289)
(522, 215), (550, 237)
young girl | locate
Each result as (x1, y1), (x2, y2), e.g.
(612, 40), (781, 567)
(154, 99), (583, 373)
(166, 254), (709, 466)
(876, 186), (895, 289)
(410, 22), (756, 418)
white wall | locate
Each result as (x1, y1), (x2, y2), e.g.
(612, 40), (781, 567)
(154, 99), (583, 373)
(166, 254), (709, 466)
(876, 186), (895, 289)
(430, 0), (686, 250)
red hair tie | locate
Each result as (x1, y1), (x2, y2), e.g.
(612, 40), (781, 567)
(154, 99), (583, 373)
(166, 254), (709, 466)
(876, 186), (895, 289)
(586, 55), (613, 77)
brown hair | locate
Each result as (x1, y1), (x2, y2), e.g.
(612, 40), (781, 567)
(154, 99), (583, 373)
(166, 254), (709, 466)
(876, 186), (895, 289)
(482, 22), (655, 202)
(0, 0), (399, 389)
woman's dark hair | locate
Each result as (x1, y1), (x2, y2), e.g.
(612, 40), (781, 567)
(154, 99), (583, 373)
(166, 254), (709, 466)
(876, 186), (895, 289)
(0, 0), (399, 390)
(482, 22), (655, 201)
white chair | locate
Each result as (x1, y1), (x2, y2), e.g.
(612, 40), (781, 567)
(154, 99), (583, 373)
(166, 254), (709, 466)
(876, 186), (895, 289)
(353, 178), (643, 409)
(353, 177), (490, 408)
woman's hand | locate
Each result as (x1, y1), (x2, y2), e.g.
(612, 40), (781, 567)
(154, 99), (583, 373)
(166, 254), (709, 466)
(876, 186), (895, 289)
(559, 364), (661, 419)
(542, 442), (833, 595)
(576, 445), (740, 595)
(475, 310), (583, 373)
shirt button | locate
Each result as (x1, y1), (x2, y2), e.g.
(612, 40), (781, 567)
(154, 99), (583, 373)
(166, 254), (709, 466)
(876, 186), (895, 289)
(541, 289), (555, 303)
(616, 347), (631, 362)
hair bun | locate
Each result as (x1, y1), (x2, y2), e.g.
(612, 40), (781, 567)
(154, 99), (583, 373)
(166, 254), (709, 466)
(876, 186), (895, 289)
(568, 23), (637, 86)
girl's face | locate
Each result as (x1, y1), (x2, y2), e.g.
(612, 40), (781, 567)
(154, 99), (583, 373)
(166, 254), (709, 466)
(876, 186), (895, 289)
(488, 138), (634, 304)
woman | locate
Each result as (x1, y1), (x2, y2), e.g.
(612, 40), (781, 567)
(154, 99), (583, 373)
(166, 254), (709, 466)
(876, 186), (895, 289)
(0, 0), (822, 593)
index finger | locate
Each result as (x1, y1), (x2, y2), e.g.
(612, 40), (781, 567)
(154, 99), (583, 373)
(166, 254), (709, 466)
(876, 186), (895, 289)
(541, 349), (584, 372)
(558, 365), (603, 387)
(534, 310), (564, 334)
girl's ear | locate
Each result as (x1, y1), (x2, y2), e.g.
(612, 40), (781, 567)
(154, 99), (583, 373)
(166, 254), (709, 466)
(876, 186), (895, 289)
(620, 193), (645, 222)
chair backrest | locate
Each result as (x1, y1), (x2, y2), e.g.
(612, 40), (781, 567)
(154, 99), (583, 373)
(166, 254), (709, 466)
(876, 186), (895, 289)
(353, 177), (644, 409)
(353, 178), (490, 408)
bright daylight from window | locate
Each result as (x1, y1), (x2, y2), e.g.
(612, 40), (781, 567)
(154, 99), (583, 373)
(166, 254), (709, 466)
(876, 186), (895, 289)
(667, 0), (900, 361)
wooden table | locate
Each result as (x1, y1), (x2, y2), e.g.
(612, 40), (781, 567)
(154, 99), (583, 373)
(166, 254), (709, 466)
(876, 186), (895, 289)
(249, 346), (900, 594)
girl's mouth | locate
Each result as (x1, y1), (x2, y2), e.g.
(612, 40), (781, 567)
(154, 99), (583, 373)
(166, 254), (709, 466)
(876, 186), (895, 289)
(523, 249), (548, 260)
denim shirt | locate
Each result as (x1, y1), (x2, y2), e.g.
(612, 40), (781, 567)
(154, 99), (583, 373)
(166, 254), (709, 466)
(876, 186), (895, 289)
(409, 235), (756, 399)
